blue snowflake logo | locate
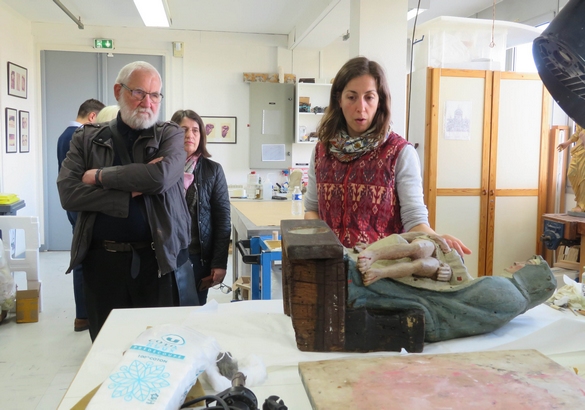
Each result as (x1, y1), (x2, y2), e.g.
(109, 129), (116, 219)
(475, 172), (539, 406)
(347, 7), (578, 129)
(108, 360), (170, 402)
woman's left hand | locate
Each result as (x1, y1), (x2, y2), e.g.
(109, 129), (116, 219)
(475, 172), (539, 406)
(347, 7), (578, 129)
(440, 234), (472, 257)
(211, 268), (227, 286)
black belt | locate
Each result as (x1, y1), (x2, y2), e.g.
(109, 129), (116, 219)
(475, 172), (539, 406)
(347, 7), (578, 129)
(92, 240), (154, 253)
(91, 240), (154, 279)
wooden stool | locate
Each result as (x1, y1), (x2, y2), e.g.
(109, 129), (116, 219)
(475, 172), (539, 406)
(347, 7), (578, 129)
(281, 219), (425, 353)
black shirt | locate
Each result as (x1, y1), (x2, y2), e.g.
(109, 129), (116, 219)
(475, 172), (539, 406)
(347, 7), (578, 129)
(91, 114), (152, 243)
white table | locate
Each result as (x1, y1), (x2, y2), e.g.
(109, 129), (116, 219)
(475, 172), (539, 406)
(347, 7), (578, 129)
(230, 200), (302, 294)
(58, 300), (585, 409)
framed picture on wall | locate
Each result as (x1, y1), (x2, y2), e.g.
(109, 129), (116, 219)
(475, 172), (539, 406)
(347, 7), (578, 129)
(5, 107), (18, 153)
(201, 116), (237, 144)
(7, 62), (28, 99)
(19, 110), (30, 153)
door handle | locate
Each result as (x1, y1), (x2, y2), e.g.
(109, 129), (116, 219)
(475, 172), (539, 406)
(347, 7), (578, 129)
(490, 190), (494, 196)
(482, 189), (487, 195)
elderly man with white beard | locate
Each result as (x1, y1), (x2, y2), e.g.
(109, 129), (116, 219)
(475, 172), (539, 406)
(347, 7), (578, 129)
(57, 61), (193, 341)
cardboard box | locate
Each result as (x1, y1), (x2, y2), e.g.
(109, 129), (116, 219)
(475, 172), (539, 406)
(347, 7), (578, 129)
(16, 281), (40, 323)
(233, 276), (251, 300)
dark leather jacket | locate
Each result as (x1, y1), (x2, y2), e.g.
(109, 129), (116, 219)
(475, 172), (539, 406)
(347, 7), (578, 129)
(57, 119), (191, 275)
(186, 156), (231, 269)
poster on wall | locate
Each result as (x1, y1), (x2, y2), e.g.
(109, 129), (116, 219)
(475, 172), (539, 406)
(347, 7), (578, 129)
(5, 107), (18, 153)
(444, 100), (472, 140)
(19, 110), (30, 153)
(7, 62), (28, 99)
(201, 116), (237, 144)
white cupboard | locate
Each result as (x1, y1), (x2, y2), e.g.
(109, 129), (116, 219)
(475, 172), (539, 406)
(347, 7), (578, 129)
(416, 68), (550, 277)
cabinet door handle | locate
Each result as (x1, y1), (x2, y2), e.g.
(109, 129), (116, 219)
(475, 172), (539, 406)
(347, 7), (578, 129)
(490, 190), (494, 196)
(482, 189), (487, 195)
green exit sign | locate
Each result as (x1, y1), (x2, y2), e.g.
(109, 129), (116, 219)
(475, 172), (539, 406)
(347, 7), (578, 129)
(94, 39), (114, 49)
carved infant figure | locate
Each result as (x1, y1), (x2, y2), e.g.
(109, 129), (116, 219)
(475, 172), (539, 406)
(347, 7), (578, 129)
(355, 232), (456, 286)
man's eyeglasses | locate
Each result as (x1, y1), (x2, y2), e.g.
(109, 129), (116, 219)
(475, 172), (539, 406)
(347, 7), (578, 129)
(121, 83), (163, 103)
(212, 283), (232, 294)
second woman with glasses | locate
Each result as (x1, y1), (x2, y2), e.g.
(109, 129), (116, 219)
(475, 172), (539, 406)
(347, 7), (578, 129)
(171, 109), (231, 305)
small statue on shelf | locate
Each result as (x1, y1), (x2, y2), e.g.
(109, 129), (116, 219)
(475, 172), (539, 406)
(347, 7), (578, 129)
(558, 123), (585, 214)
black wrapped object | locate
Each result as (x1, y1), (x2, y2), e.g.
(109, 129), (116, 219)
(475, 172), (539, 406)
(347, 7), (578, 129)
(533, 0), (585, 127)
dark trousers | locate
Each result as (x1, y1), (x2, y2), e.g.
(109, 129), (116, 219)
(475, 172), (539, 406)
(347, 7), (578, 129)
(189, 253), (211, 305)
(70, 223), (88, 320)
(72, 264), (88, 319)
(82, 247), (178, 341)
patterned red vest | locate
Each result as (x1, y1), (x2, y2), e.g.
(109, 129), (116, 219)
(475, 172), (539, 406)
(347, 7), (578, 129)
(315, 132), (409, 248)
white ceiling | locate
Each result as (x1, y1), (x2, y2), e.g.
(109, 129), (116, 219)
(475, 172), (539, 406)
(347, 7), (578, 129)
(1, 0), (499, 49)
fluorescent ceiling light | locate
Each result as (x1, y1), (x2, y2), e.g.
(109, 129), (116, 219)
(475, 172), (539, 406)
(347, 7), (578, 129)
(133, 0), (171, 27)
(407, 8), (427, 21)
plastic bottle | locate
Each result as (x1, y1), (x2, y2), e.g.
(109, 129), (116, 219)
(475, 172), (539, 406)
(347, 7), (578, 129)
(256, 177), (263, 199)
(262, 176), (273, 201)
(291, 186), (303, 216)
(247, 171), (259, 186)
(247, 171), (260, 199)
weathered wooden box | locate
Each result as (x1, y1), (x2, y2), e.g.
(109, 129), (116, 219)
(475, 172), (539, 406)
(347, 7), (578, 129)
(281, 219), (425, 353)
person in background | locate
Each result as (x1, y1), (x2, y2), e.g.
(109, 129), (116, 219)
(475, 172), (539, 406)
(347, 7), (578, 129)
(57, 61), (192, 341)
(171, 109), (231, 305)
(557, 122), (585, 213)
(56, 98), (105, 332)
(95, 105), (120, 123)
(304, 56), (470, 257)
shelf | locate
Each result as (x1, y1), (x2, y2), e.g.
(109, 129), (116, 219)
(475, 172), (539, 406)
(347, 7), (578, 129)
(296, 82), (331, 146)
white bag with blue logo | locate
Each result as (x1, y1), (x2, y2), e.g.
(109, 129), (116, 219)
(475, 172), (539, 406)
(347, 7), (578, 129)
(87, 324), (219, 409)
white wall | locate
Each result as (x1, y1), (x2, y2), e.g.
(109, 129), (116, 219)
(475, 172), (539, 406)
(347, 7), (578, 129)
(0, 3), (40, 221)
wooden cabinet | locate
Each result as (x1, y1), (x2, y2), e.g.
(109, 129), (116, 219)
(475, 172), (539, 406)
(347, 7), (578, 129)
(294, 83), (331, 144)
(421, 68), (550, 277)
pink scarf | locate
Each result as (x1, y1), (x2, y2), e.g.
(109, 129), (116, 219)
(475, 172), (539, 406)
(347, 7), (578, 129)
(184, 154), (200, 190)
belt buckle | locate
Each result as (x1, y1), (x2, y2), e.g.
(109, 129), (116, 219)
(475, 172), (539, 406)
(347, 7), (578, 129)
(103, 240), (118, 253)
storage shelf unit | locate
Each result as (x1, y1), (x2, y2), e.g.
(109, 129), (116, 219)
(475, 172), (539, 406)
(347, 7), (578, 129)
(295, 83), (331, 143)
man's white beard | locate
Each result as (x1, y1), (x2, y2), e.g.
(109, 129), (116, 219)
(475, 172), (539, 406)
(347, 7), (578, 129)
(120, 100), (159, 130)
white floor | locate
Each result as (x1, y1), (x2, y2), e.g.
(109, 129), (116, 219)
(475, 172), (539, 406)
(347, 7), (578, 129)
(0, 251), (234, 410)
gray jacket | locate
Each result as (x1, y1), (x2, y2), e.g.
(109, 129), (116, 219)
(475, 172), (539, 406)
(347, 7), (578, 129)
(57, 119), (191, 275)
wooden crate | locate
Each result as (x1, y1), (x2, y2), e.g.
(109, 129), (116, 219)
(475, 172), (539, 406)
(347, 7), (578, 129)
(281, 219), (424, 353)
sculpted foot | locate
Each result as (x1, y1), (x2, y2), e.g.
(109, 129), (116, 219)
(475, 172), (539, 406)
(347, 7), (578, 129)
(361, 268), (384, 286)
(434, 262), (453, 282)
(357, 250), (378, 273)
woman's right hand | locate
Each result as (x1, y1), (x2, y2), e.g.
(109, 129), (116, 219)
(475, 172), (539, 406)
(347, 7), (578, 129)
(557, 141), (571, 152)
(440, 234), (472, 257)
